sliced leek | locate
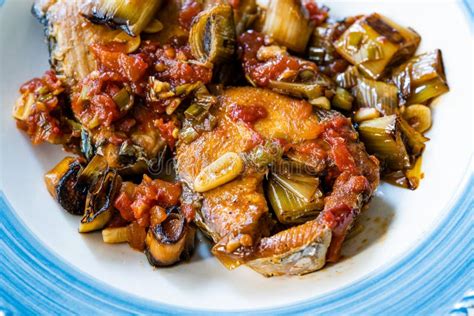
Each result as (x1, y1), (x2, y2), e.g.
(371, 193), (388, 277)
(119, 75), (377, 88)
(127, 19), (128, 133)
(79, 169), (120, 233)
(352, 77), (398, 115)
(358, 115), (410, 170)
(267, 178), (323, 225)
(391, 50), (449, 105)
(272, 173), (319, 203)
(335, 13), (420, 79)
(398, 116), (428, 157)
(262, 0), (313, 53)
(268, 80), (324, 101)
(332, 87), (353, 111)
(189, 4), (236, 64)
(85, 0), (163, 36)
(102, 226), (129, 243)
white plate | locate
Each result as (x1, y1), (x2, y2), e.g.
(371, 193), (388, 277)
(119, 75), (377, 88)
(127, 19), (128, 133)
(0, 0), (472, 314)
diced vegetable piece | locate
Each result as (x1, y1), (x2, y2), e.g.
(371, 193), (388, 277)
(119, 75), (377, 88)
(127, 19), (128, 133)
(127, 221), (147, 250)
(272, 173), (319, 203)
(12, 92), (35, 121)
(85, 0), (163, 36)
(310, 96), (331, 110)
(184, 103), (207, 121)
(267, 178), (323, 224)
(246, 140), (284, 169)
(79, 169), (120, 233)
(353, 107), (381, 123)
(332, 87), (353, 111)
(44, 157), (87, 215)
(352, 77), (398, 115)
(102, 222), (147, 248)
(392, 50), (449, 104)
(335, 13), (420, 79)
(358, 115), (410, 170)
(190, 4), (236, 64)
(194, 152), (244, 192)
(402, 104), (431, 133)
(112, 88), (134, 112)
(268, 80), (324, 101)
(102, 226), (129, 243)
(262, 0), (313, 53)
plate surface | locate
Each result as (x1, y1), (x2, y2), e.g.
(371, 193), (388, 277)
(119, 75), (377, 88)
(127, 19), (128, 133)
(0, 0), (472, 314)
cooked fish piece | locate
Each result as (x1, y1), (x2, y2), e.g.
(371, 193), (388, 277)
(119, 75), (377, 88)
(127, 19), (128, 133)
(246, 220), (332, 277)
(176, 87), (379, 276)
(32, 0), (130, 85)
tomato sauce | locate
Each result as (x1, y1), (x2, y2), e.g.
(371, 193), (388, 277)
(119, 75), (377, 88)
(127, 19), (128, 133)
(153, 44), (212, 87)
(15, 70), (68, 144)
(90, 43), (149, 83)
(228, 103), (268, 125)
(179, 0), (203, 29)
(114, 175), (182, 227)
(238, 31), (318, 87)
(320, 116), (358, 174)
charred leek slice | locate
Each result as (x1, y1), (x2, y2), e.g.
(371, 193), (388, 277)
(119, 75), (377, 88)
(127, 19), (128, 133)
(352, 77), (398, 115)
(79, 169), (120, 233)
(262, 0), (313, 53)
(189, 4), (236, 64)
(145, 210), (194, 267)
(391, 50), (449, 105)
(267, 178), (323, 225)
(44, 157), (87, 215)
(85, 0), (163, 36)
(358, 115), (410, 170)
(335, 13), (420, 79)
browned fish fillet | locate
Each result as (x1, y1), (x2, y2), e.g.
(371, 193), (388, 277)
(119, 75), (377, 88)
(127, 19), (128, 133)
(176, 87), (379, 276)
